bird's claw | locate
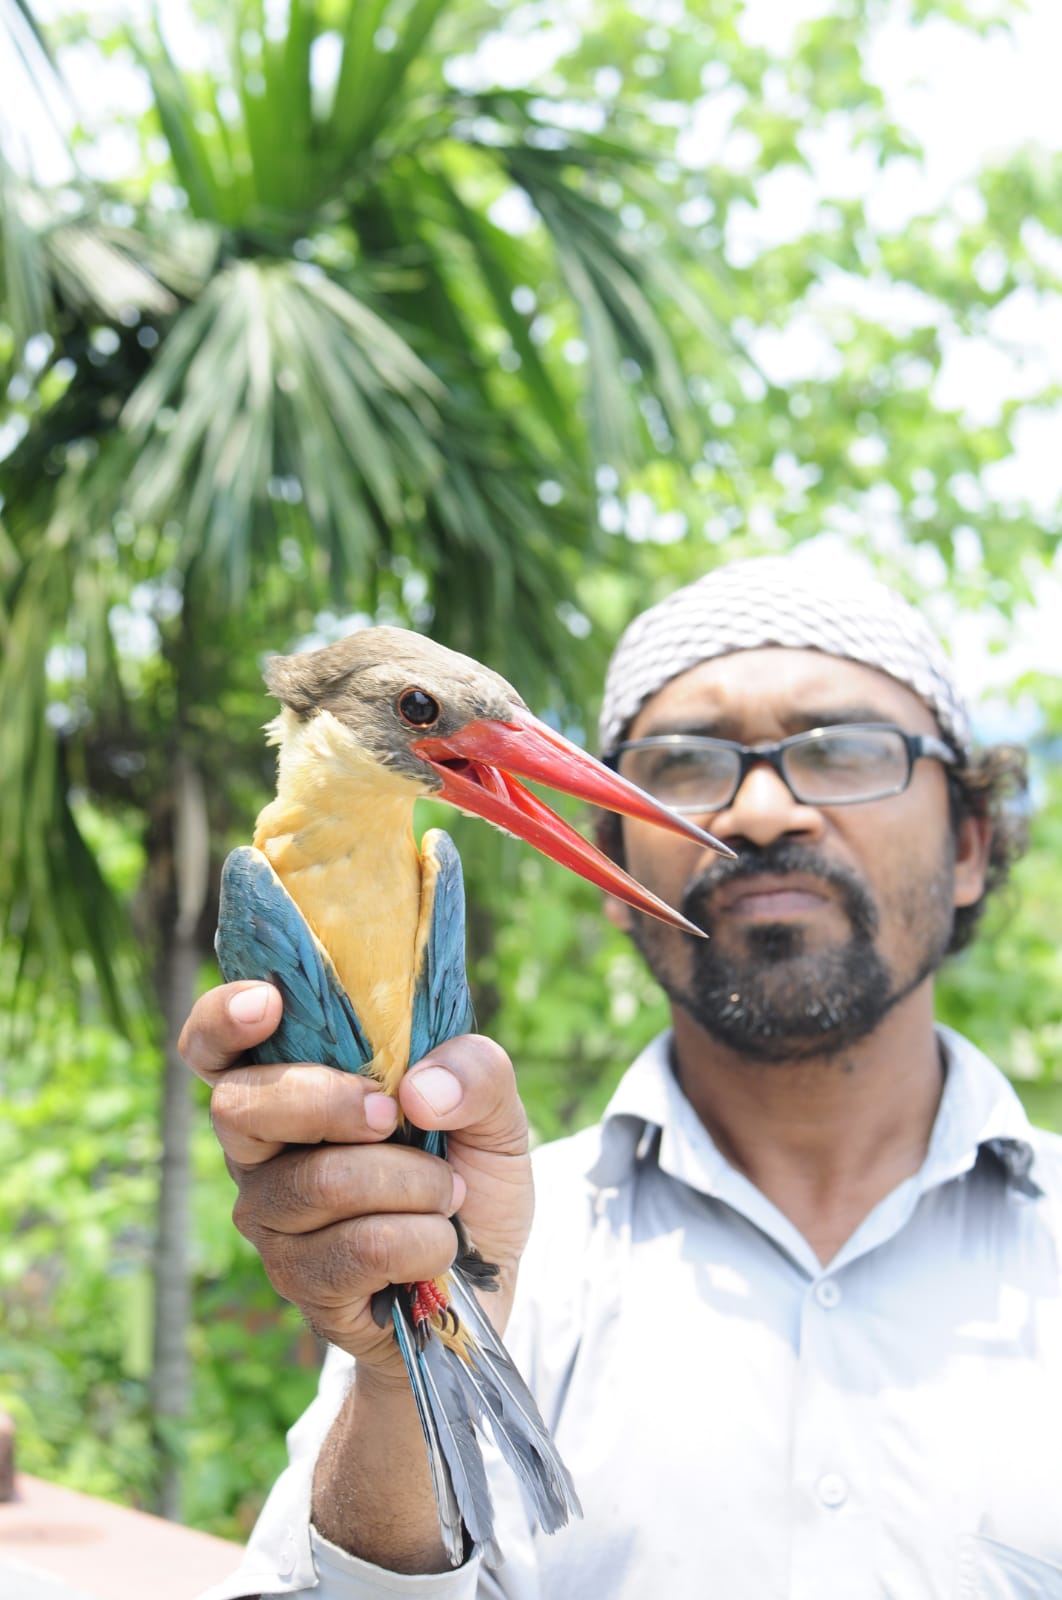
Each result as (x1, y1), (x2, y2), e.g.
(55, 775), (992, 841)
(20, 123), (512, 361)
(409, 1279), (460, 1347)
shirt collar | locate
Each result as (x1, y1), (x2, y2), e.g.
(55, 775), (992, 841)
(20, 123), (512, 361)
(589, 1024), (1041, 1202)
(922, 1024), (1042, 1198)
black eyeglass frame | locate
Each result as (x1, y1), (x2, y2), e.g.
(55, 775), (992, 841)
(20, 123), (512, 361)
(607, 723), (960, 812)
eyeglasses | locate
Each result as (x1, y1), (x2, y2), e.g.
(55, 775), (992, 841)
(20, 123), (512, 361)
(610, 723), (959, 813)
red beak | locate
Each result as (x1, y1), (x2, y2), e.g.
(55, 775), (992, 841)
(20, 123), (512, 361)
(411, 707), (734, 937)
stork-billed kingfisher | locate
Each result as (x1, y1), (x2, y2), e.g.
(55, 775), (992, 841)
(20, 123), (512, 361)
(215, 627), (732, 1566)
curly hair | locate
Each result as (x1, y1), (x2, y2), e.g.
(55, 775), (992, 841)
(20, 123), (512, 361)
(595, 742), (1030, 959)
(946, 743), (1029, 953)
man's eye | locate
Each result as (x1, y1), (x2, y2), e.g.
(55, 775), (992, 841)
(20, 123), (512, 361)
(646, 751), (727, 791)
(645, 751), (701, 781)
(808, 736), (881, 769)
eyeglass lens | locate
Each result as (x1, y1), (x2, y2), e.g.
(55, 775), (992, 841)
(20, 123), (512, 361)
(618, 727), (912, 811)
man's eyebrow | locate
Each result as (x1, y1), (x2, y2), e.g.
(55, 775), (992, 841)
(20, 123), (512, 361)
(780, 705), (898, 733)
(634, 705), (898, 740)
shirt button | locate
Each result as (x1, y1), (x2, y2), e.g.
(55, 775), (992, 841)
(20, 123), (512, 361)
(815, 1278), (842, 1308)
(817, 1473), (848, 1508)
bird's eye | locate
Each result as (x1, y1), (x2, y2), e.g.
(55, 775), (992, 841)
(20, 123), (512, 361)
(397, 688), (441, 727)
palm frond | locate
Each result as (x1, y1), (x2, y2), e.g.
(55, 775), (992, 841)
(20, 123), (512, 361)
(1, 165), (179, 356)
(5, 0), (55, 67)
(0, 0), (67, 145)
(48, 216), (179, 322)
(133, 0), (464, 222)
(422, 167), (575, 449)
(327, 0), (450, 165)
(135, 28), (232, 222)
(122, 259), (447, 599)
(0, 143), (51, 349)
(0, 480), (143, 1026)
(506, 151), (699, 462)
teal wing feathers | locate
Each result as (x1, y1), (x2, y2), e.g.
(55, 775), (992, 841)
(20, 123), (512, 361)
(409, 828), (476, 1066)
(407, 829), (474, 1161)
(216, 834), (472, 1077)
(215, 846), (373, 1074)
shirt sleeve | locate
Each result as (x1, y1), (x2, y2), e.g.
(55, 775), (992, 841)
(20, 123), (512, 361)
(306, 1528), (481, 1600)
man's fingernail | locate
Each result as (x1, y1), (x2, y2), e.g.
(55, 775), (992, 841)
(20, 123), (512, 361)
(229, 985), (270, 1024)
(450, 1172), (467, 1213)
(365, 1093), (398, 1133)
(409, 1066), (462, 1116)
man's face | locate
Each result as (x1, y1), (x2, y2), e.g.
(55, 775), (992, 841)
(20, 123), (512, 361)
(611, 648), (987, 1062)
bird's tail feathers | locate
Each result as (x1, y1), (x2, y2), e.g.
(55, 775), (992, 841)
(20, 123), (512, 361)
(391, 1307), (468, 1567)
(389, 1269), (580, 1566)
(411, 1320), (503, 1568)
(425, 1270), (582, 1536)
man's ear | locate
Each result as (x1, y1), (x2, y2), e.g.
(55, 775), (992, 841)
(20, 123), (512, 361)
(953, 812), (991, 908)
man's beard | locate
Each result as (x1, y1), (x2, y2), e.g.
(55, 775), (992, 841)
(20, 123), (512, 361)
(629, 839), (956, 1063)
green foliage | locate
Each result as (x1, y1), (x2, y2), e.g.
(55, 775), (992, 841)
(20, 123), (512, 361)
(0, 1010), (159, 1500)
(0, 997), (320, 1534)
(937, 691), (1062, 1128)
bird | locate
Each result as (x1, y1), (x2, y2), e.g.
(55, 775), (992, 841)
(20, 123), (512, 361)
(215, 626), (733, 1567)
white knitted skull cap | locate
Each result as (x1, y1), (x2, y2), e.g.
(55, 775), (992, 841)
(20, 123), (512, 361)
(598, 555), (971, 758)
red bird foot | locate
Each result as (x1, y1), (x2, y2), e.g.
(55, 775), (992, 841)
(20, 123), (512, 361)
(409, 1279), (459, 1346)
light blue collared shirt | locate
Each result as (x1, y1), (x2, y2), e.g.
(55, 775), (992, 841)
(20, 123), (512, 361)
(203, 1027), (1062, 1600)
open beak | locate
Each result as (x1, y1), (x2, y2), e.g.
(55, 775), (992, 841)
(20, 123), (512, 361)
(411, 707), (735, 938)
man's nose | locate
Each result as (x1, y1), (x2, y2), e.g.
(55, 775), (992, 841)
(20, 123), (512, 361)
(712, 761), (825, 849)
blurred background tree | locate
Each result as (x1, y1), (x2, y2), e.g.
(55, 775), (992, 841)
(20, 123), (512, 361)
(0, 0), (1059, 1537)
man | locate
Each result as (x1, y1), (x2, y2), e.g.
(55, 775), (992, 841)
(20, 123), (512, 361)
(182, 555), (1061, 1600)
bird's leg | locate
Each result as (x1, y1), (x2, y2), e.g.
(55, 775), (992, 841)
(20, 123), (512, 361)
(409, 1278), (459, 1348)
(407, 1217), (504, 1349)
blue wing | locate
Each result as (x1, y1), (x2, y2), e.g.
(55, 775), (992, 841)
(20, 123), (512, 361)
(215, 835), (473, 1078)
(215, 846), (373, 1074)
(409, 828), (476, 1065)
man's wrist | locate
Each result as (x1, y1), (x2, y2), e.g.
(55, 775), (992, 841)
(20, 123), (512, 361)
(312, 1364), (452, 1575)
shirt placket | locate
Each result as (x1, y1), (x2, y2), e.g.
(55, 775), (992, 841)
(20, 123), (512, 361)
(788, 1268), (878, 1600)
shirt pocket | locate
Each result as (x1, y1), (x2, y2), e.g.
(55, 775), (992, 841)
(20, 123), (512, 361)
(956, 1534), (1062, 1599)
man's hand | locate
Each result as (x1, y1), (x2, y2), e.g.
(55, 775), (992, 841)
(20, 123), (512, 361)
(179, 980), (534, 1376)
(181, 979), (536, 1571)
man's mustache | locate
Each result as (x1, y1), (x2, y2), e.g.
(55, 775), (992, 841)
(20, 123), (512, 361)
(680, 840), (879, 938)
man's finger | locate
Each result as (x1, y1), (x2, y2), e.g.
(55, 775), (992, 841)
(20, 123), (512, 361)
(232, 1141), (459, 1237)
(400, 1035), (533, 1270)
(179, 982), (284, 1081)
(259, 1212), (461, 1317)
(400, 1034), (528, 1158)
(211, 1064), (399, 1167)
